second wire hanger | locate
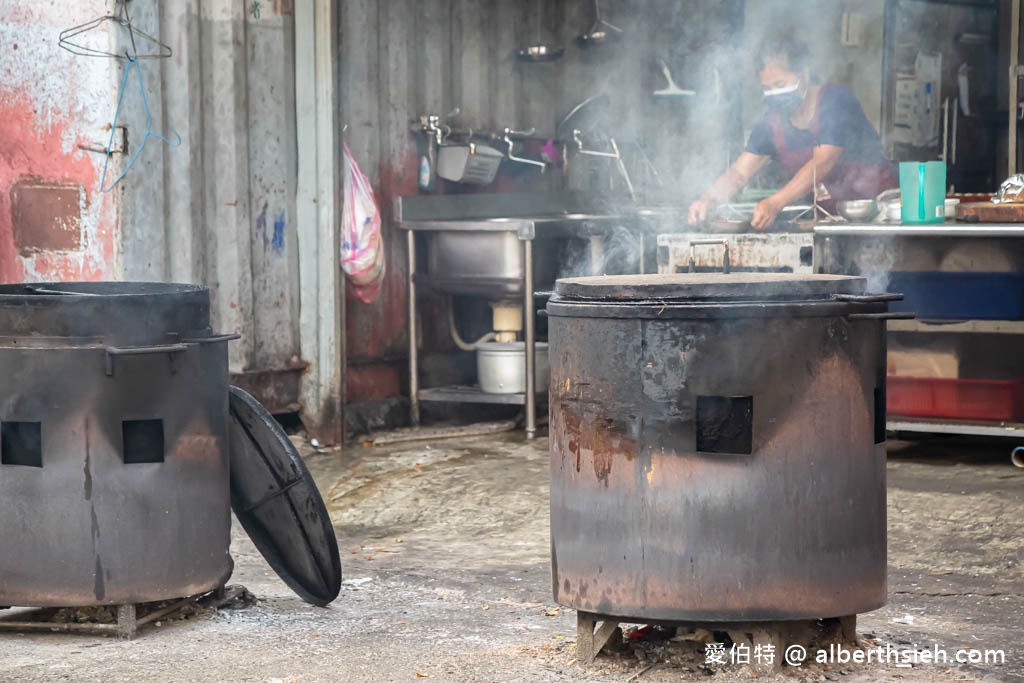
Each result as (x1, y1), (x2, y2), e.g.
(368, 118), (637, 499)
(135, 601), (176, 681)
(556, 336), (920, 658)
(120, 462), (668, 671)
(59, 1), (172, 60)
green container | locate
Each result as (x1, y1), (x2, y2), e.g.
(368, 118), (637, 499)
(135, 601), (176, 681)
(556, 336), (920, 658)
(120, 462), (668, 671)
(899, 161), (946, 224)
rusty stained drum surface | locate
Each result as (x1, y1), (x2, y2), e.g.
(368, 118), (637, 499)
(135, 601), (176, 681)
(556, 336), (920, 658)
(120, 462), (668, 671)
(546, 273), (889, 622)
(0, 283), (232, 607)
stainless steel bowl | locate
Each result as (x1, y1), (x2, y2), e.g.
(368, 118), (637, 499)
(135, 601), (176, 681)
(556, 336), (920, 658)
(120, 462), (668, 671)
(837, 199), (879, 222)
(516, 45), (565, 62)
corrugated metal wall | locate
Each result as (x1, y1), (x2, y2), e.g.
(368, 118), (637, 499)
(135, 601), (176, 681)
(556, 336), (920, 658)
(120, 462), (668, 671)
(118, 0), (306, 410)
(339, 0), (745, 413)
(3, 0), (746, 436)
(0, 0), (336, 432)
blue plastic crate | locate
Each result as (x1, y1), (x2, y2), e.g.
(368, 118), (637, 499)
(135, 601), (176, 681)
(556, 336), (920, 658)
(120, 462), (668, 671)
(887, 271), (1024, 320)
(884, 270), (1024, 321)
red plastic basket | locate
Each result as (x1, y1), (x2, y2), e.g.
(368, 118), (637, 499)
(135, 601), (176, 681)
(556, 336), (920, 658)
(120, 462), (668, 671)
(886, 377), (1024, 422)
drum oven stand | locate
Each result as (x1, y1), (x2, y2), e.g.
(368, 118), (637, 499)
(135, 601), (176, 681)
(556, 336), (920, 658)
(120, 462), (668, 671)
(575, 610), (858, 665)
(0, 584), (250, 640)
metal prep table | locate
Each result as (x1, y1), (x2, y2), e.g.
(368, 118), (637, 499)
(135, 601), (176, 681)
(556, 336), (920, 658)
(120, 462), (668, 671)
(814, 223), (1024, 447)
(397, 193), (656, 437)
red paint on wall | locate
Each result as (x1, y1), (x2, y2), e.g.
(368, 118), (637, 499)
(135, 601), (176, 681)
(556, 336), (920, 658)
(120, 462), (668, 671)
(0, 92), (115, 283)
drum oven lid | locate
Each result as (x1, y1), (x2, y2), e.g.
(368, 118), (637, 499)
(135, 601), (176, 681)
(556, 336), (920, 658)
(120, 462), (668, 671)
(552, 273), (867, 302)
(228, 386), (342, 607)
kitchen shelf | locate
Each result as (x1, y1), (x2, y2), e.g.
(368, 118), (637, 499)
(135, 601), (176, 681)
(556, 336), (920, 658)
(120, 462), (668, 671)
(888, 319), (1024, 335)
(417, 385), (546, 406)
(815, 226), (1024, 442)
(888, 417), (1024, 438)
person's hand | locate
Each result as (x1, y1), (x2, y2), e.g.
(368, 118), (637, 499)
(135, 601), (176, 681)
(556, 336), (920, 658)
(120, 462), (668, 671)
(688, 198), (712, 225)
(751, 196), (785, 231)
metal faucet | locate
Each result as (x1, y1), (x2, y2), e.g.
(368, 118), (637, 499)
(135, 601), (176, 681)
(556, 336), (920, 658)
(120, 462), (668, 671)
(571, 129), (636, 201)
(503, 128), (546, 172)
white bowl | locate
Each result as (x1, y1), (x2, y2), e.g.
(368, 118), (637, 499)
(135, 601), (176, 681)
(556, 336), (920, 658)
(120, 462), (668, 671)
(944, 198), (960, 219)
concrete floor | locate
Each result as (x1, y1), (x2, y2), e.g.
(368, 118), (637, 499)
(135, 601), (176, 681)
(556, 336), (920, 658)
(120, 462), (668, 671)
(0, 431), (1020, 682)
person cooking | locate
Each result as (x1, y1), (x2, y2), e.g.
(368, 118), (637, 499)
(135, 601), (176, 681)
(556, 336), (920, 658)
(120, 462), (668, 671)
(688, 37), (897, 230)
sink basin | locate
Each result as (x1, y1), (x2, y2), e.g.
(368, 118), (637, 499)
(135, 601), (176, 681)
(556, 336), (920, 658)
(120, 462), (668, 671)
(426, 231), (559, 297)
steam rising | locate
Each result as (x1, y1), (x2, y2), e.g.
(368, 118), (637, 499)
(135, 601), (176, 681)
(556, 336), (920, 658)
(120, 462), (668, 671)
(554, 1), (892, 289)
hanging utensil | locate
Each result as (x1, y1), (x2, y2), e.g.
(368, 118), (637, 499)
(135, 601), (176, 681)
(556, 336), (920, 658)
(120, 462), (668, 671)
(517, 3), (565, 62)
(653, 59), (696, 98)
(517, 45), (566, 62)
(577, 0), (622, 47)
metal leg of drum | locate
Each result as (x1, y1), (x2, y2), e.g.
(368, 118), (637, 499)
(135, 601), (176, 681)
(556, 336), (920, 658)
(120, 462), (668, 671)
(838, 614), (858, 645)
(407, 230), (420, 426)
(116, 603), (137, 640)
(576, 611), (620, 665)
(523, 238), (536, 438)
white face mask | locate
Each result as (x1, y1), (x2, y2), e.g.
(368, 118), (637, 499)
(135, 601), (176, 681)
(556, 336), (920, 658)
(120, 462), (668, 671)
(763, 79), (804, 113)
(762, 80), (801, 98)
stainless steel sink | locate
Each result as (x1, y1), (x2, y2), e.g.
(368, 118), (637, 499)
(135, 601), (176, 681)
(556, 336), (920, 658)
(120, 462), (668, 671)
(425, 231), (559, 297)
(397, 192), (657, 297)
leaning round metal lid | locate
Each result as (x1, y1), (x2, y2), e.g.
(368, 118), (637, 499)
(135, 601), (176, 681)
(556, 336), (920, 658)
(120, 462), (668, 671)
(552, 273), (867, 302)
(228, 386), (342, 607)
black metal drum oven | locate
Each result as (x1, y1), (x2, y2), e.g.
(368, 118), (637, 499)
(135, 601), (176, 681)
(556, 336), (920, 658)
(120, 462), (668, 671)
(547, 273), (900, 622)
(0, 283), (233, 607)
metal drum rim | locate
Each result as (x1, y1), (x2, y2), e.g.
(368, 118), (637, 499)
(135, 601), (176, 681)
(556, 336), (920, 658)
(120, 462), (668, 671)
(0, 281), (208, 301)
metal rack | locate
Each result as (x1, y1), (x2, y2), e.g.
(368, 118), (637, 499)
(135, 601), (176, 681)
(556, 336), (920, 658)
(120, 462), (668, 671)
(1010, 0), (1022, 177)
(397, 192), (655, 438)
(404, 224), (541, 436)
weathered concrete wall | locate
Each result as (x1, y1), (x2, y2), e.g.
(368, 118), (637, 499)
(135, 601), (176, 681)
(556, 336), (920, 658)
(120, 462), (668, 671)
(0, 4), (119, 283)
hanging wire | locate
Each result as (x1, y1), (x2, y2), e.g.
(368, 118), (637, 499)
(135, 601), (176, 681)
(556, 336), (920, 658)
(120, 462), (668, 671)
(60, 1), (180, 191)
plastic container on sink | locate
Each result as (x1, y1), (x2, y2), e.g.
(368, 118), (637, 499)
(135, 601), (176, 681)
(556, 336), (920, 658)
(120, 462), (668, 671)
(887, 377), (1024, 421)
(899, 161), (946, 224)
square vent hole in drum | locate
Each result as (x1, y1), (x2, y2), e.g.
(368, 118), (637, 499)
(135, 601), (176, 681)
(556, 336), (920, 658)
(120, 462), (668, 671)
(1, 421), (42, 467)
(123, 419), (165, 464)
(696, 396), (753, 455)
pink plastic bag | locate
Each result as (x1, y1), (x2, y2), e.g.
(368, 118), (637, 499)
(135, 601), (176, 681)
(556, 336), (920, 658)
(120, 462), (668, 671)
(341, 141), (385, 303)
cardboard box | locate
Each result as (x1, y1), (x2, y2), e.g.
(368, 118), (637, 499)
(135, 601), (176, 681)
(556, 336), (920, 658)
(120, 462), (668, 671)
(887, 349), (960, 379)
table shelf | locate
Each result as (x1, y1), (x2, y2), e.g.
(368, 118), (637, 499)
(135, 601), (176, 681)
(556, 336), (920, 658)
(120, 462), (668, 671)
(417, 385), (547, 406)
(888, 319), (1024, 335)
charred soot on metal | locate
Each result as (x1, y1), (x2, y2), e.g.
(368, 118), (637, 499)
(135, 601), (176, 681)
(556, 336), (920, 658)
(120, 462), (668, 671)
(547, 273), (900, 622)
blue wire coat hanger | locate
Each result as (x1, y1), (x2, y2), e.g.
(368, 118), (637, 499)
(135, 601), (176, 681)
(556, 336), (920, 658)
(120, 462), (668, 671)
(99, 57), (181, 193)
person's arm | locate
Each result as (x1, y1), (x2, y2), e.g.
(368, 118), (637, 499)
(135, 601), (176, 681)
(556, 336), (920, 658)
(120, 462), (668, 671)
(750, 144), (844, 230)
(688, 152), (770, 224)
